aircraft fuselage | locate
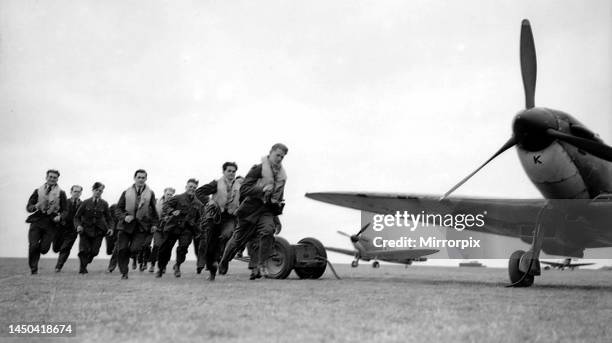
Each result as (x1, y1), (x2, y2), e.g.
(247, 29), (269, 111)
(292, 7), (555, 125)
(514, 108), (612, 199)
(513, 108), (612, 255)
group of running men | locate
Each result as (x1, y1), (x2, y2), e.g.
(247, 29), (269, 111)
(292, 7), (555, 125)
(25, 143), (288, 281)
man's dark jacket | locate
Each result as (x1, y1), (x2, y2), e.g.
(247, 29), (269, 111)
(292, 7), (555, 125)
(74, 198), (113, 237)
(162, 193), (203, 234)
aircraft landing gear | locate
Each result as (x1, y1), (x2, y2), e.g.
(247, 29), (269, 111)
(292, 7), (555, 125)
(372, 261), (380, 268)
(508, 250), (536, 287)
(508, 204), (550, 287)
(351, 260), (359, 268)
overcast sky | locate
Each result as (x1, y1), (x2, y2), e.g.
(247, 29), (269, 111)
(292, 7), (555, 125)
(1, 1), (610, 266)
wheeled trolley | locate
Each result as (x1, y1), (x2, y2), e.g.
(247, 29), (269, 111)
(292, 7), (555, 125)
(263, 236), (328, 279)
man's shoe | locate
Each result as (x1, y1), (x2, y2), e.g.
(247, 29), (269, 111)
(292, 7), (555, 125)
(259, 265), (270, 278)
(173, 264), (181, 278)
(79, 268), (87, 274)
(132, 259), (137, 270)
(196, 266), (203, 274)
(249, 269), (262, 280)
(55, 267), (61, 273)
(161, 267), (166, 274)
(121, 274), (128, 280)
(149, 264), (155, 273)
(31, 269), (38, 275)
(218, 259), (229, 275)
(155, 269), (163, 278)
(106, 267), (114, 273)
(207, 261), (218, 281)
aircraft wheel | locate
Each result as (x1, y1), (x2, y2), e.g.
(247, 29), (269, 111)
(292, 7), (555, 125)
(508, 250), (534, 287)
(351, 260), (358, 268)
(264, 237), (295, 279)
(294, 237), (327, 279)
(372, 261), (380, 268)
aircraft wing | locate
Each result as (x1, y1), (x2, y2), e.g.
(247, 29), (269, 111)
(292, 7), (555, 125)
(306, 192), (545, 238)
(568, 263), (595, 267)
(324, 246), (436, 264)
(305, 192), (612, 248)
(367, 248), (439, 261)
(325, 247), (357, 257)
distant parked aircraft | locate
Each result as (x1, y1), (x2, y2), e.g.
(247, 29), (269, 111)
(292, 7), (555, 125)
(541, 258), (594, 271)
(325, 224), (436, 268)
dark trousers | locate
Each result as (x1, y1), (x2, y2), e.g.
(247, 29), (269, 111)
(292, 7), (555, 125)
(202, 214), (236, 271)
(55, 230), (78, 269)
(28, 218), (58, 272)
(193, 235), (200, 259)
(150, 234), (164, 265)
(116, 230), (149, 275)
(105, 233), (116, 255)
(221, 211), (275, 268)
(196, 229), (206, 270)
(150, 231), (165, 266)
(108, 245), (118, 271)
(157, 229), (193, 270)
(78, 233), (104, 268)
(246, 240), (258, 269)
(137, 234), (153, 265)
(52, 225), (71, 253)
(106, 233), (118, 271)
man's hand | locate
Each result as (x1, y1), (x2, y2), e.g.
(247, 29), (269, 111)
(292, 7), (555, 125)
(262, 184), (273, 193)
(151, 226), (158, 233)
(125, 215), (134, 223)
(172, 210), (181, 216)
(53, 215), (61, 223)
(262, 185), (273, 203)
(77, 225), (84, 233)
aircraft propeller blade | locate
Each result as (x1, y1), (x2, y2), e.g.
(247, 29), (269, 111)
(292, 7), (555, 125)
(441, 137), (517, 199)
(520, 19), (537, 109)
(356, 223), (370, 236)
(546, 129), (612, 162)
(337, 230), (352, 238)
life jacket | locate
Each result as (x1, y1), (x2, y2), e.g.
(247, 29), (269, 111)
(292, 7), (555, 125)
(124, 185), (153, 220)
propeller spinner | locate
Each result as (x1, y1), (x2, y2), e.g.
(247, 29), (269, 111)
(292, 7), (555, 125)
(338, 223), (370, 243)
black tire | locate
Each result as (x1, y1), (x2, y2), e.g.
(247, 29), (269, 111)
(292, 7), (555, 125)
(264, 236), (295, 279)
(294, 237), (327, 279)
(508, 250), (534, 287)
(351, 260), (359, 268)
(372, 261), (380, 268)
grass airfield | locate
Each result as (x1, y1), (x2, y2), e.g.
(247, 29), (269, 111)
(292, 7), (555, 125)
(0, 257), (610, 343)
